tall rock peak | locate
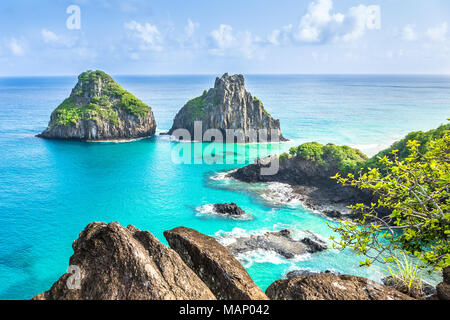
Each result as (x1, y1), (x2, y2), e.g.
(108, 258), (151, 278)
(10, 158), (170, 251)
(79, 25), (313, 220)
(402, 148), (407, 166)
(168, 73), (286, 143)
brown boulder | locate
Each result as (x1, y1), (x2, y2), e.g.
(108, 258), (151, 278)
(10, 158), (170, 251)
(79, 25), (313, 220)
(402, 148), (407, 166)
(436, 266), (450, 300)
(266, 273), (414, 300)
(164, 226), (268, 300)
(32, 222), (216, 300)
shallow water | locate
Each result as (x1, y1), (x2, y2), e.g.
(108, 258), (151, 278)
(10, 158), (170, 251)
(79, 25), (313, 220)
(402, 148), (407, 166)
(0, 74), (449, 299)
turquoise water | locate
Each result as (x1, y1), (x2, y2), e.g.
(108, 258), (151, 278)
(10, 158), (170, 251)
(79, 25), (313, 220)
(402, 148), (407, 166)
(0, 75), (449, 299)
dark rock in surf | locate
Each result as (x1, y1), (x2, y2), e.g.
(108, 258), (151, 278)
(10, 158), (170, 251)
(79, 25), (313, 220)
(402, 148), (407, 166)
(212, 203), (246, 216)
(225, 229), (327, 259)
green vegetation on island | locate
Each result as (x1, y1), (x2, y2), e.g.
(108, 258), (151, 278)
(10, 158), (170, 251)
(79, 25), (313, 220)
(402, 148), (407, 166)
(363, 123), (450, 172)
(279, 142), (368, 175)
(51, 70), (151, 127)
(184, 91), (208, 121)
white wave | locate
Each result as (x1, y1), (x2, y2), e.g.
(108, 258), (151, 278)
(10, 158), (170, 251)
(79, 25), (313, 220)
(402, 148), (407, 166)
(214, 223), (292, 244)
(258, 182), (303, 207)
(210, 169), (237, 181)
(235, 249), (311, 268)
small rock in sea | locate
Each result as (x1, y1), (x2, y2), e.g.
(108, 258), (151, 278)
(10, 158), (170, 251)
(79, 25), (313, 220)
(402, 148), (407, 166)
(213, 203), (246, 216)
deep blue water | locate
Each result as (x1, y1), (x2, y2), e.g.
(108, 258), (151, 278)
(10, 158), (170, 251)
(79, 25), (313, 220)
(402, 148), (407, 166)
(0, 74), (449, 299)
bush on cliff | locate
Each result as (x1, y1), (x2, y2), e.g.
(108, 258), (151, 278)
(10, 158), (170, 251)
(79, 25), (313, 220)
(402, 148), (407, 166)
(329, 130), (450, 270)
(288, 142), (368, 175)
(363, 124), (450, 173)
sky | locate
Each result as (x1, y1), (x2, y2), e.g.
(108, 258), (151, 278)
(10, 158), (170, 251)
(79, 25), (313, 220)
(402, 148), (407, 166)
(1, 0), (450, 76)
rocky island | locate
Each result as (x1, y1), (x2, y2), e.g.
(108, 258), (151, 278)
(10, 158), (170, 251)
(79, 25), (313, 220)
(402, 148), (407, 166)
(167, 73), (287, 143)
(38, 70), (156, 141)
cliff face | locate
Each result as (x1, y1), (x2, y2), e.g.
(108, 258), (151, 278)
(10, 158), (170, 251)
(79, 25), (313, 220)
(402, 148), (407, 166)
(168, 73), (286, 142)
(38, 70), (156, 141)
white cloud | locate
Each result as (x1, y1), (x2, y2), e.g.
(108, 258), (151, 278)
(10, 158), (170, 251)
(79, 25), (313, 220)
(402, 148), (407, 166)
(267, 25), (293, 46)
(209, 24), (261, 59)
(401, 24), (417, 41)
(280, 0), (381, 44)
(8, 38), (25, 56)
(339, 5), (380, 42)
(427, 22), (448, 42)
(185, 19), (199, 38)
(210, 24), (235, 50)
(294, 0), (345, 43)
(41, 29), (59, 43)
(124, 20), (163, 51)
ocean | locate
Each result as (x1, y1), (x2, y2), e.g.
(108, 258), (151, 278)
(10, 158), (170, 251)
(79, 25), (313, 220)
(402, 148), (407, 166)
(0, 74), (449, 299)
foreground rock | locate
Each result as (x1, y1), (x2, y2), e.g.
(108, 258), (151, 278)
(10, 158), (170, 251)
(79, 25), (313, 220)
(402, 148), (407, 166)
(286, 269), (342, 278)
(213, 203), (246, 216)
(436, 266), (450, 300)
(382, 276), (436, 299)
(164, 227), (268, 300)
(38, 70), (156, 141)
(225, 229), (327, 259)
(266, 273), (414, 300)
(168, 73), (286, 143)
(32, 222), (215, 300)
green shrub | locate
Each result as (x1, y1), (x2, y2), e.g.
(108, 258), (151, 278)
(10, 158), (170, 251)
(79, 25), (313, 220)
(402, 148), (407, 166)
(363, 124), (450, 172)
(289, 142), (368, 174)
(185, 95), (206, 121)
(386, 253), (425, 298)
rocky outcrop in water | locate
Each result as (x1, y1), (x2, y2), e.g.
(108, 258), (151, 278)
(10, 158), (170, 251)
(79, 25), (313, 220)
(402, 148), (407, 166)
(168, 73), (286, 143)
(164, 227), (268, 300)
(266, 273), (414, 300)
(212, 203), (246, 217)
(38, 70), (156, 141)
(230, 149), (374, 218)
(225, 229), (327, 259)
(32, 222), (215, 300)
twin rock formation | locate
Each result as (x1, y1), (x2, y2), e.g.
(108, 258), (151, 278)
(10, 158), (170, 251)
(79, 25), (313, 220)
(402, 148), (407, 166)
(39, 71), (285, 143)
(33, 222), (413, 301)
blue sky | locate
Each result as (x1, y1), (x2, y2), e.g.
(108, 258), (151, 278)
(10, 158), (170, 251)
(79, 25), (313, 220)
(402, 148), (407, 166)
(1, 0), (450, 76)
